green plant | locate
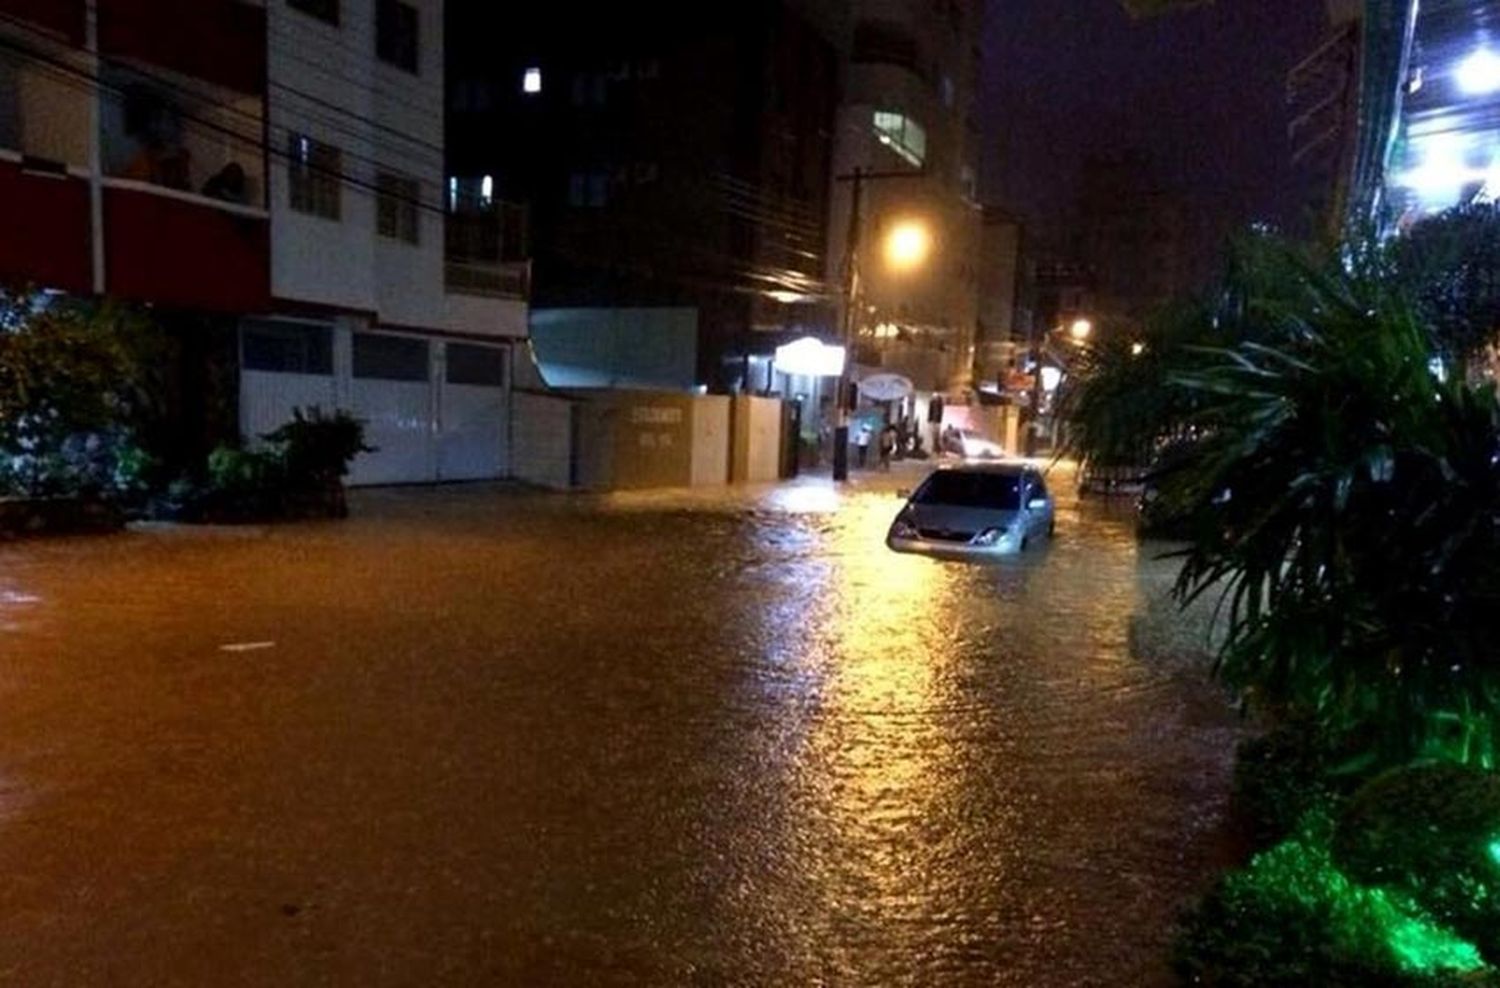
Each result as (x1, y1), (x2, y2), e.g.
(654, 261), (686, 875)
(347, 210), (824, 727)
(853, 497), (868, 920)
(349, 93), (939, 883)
(261, 406), (369, 491)
(1334, 763), (1500, 964)
(1174, 813), (1489, 986)
(1387, 202), (1500, 371)
(0, 288), (163, 500)
(1232, 721), (1376, 849)
(1161, 240), (1500, 764)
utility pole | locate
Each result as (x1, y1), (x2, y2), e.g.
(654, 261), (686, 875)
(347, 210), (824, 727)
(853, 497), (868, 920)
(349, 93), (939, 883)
(831, 165), (923, 482)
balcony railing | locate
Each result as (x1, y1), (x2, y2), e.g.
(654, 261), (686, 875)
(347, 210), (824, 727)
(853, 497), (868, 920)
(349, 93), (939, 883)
(445, 201), (528, 300)
(444, 258), (530, 299)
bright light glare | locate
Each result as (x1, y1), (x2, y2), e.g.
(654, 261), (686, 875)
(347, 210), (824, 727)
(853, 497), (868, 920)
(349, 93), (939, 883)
(523, 67), (543, 94)
(1130, 341), (1146, 357)
(884, 221), (931, 272)
(774, 336), (846, 377)
(1069, 318), (1093, 341)
(1457, 49), (1500, 95)
(1039, 366), (1063, 392)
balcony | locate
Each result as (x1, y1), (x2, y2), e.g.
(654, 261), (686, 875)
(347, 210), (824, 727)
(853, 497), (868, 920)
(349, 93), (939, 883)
(445, 199), (529, 300)
(98, 0), (265, 96)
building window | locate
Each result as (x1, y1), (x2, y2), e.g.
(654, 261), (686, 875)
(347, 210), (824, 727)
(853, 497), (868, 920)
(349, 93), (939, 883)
(376, 171), (419, 244)
(288, 0), (338, 26)
(873, 110), (926, 167)
(288, 133), (341, 220)
(522, 67), (542, 95)
(446, 343), (507, 387)
(241, 319), (334, 375)
(375, 0), (419, 73)
(353, 333), (428, 381)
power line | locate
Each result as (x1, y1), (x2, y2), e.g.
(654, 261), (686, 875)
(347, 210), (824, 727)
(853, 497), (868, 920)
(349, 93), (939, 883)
(0, 8), (448, 173)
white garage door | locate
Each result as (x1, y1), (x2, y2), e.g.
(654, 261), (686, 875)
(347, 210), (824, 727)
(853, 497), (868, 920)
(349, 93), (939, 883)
(348, 332), (436, 486)
(438, 342), (509, 481)
(240, 318), (339, 440)
(241, 323), (512, 486)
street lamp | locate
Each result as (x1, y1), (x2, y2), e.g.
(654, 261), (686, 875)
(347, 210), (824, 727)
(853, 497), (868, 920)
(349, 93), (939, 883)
(884, 220), (931, 272)
(831, 165), (925, 482)
(1069, 318), (1093, 342)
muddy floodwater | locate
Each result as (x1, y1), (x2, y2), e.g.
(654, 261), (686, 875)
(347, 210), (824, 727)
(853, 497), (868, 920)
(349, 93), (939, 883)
(0, 465), (1237, 986)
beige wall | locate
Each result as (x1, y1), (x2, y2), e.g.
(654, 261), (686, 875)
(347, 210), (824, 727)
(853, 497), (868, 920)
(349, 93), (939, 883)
(691, 397), (731, 487)
(731, 396), (784, 483)
(512, 391), (574, 489)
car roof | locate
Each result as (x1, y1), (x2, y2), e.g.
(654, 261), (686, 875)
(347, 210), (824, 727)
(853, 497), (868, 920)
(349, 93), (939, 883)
(935, 461), (1031, 477)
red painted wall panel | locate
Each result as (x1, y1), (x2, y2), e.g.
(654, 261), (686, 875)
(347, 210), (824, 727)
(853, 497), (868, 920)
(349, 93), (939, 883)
(99, 0), (265, 95)
(103, 187), (269, 312)
(0, 0), (85, 45)
(0, 161), (91, 293)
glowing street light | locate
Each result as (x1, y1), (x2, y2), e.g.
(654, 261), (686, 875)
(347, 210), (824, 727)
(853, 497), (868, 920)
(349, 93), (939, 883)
(884, 220), (931, 272)
(1457, 48), (1500, 96)
(1068, 318), (1093, 342)
(1130, 341), (1146, 357)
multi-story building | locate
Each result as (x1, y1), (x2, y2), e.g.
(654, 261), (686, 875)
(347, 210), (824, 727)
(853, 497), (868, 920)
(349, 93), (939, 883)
(0, 0), (526, 485)
(973, 206), (1024, 392)
(447, 2), (842, 395)
(1073, 151), (1194, 329)
(830, 0), (984, 412)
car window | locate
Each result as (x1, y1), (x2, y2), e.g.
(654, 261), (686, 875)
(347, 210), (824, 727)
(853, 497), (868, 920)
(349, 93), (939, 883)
(913, 471), (1021, 509)
(1032, 476), (1049, 501)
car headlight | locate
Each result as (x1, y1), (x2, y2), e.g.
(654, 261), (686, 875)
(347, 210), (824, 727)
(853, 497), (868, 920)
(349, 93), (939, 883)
(972, 527), (1004, 546)
(891, 518), (918, 539)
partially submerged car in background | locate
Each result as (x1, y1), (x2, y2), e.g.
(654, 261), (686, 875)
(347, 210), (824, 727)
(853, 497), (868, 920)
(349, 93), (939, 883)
(887, 463), (1055, 559)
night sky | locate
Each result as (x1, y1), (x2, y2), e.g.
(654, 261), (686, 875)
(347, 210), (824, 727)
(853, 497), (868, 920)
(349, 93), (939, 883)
(982, 0), (1331, 248)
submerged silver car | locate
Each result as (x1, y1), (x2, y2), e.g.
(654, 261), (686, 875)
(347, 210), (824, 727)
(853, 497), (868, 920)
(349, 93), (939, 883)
(886, 463), (1056, 558)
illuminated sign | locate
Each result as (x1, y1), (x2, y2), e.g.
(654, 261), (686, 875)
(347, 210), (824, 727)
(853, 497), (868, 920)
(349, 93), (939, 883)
(774, 336), (846, 377)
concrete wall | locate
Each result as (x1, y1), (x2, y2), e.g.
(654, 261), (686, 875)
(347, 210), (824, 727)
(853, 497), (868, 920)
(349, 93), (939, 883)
(731, 395), (783, 483)
(512, 390), (575, 489)
(691, 396), (731, 487)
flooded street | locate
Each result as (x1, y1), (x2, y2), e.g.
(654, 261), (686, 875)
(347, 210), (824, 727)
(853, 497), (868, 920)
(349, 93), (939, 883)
(0, 465), (1238, 986)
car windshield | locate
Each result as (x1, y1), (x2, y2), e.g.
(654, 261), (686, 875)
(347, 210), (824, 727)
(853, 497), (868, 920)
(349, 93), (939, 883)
(913, 471), (1021, 510)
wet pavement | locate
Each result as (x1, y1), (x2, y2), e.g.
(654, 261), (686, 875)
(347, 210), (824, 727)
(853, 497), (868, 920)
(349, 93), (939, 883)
(0, 462), (1238, 986)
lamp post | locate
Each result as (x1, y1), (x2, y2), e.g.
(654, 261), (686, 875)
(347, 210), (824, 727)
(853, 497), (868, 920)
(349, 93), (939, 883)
(831, 166), (926, 481)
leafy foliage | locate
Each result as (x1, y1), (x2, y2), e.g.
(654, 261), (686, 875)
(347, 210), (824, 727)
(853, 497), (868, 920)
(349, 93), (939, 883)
(1174, 812), (1488, 987)
(1156, 242), (1500, 763)
(193, 407), (369, 521)
(1334, 763), (1500, 964)
(1388, 203), (1500, 368)
(0, 289), (163, 500)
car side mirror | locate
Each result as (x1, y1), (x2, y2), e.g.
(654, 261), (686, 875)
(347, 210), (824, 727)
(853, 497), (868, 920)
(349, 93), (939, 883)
(1027, 497), (1048, 511)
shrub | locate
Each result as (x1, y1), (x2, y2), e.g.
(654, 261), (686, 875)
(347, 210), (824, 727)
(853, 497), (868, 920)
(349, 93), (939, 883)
(0, 289), (163, 501)
(1174, 814), (1489, 986)
(1333, 763), (1500, 964)
(262, 406), (370, 492)
(1232, 721), (1375, 849)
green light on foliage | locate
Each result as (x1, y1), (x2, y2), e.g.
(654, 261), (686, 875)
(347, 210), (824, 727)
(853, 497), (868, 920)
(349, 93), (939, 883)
(1488, 838), (1500, 869)
(1379, 895), (1485, 973)
(1234, 824), (1486, 975)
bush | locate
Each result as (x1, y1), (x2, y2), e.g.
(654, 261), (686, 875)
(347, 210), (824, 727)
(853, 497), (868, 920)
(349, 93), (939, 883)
(1174, 814), (1489, 987)
(263, 406), (370, 493)
(0, 290), (163, 502)
(1333, 763), (1500, 964)
(184, 407), (369, 522)
(1232, 721), (1374, 849)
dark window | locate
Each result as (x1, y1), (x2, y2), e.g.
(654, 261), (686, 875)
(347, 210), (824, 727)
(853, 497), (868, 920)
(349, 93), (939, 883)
(288, 0), (339, 26)
(913, 470), (1022, 510)
(852, 20), (920, 72)
(288, 133), (341, 219)
(446, 344), (506, 386)
(353, 333), (428, 381)
(242, 320), (334, 375)
(376, 0), (418, 73)
(376, 171), (419, 244)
